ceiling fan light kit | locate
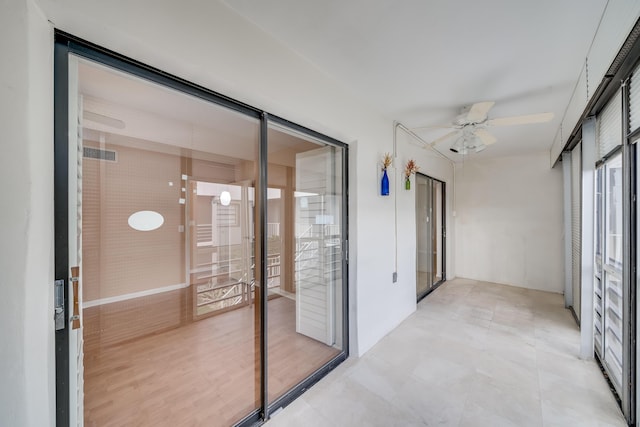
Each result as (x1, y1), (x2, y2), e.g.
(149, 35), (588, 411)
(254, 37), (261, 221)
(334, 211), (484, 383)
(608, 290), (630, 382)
(449, 136), (486, 155)
(413, 101), (554, 156)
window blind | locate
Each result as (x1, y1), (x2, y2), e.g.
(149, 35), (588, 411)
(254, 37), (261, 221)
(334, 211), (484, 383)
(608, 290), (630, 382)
(629, 65), (640, 132)
(597, 91), (622, 160)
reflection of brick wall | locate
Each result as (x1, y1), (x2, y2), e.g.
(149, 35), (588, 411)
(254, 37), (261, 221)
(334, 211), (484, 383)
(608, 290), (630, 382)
(82, 142), (184, 302)
(81, 145), (257, 350)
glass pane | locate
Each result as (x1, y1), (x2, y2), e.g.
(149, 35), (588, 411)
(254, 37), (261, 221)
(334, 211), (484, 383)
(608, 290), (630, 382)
(595, 167), (603, 261)
(416, 174), (432, 295)
(602, 153), (624, 397)
(604, 274), (624, 392)
(434, 180), (444, 284)
(266, 123), (344, 403)
(77, 57), (261, 426)
(594, 276), (603, 356)
(605, 153), (623, 268)
(416, 174), (444, 299)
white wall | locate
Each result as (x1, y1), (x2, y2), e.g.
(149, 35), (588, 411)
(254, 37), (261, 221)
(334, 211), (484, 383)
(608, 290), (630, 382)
(31, 0), (457, 356)
(395, 129), (456, 283)
(0, 0), (599, 424)
(455, 152), (564, 293)
(0, 7), (459, 426)
(351, 127), (457, 352)
(0, 0), (54, 425)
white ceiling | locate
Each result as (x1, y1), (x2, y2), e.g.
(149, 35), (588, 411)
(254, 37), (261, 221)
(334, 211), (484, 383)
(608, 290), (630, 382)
(224, 0), (608, 160)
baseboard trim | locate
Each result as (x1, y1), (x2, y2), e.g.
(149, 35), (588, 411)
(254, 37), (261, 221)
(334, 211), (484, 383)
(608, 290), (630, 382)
(83, 282), (189, 308)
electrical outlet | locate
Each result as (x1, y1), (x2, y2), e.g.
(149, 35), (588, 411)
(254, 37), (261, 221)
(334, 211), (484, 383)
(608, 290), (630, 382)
(392, 272), (397, 283)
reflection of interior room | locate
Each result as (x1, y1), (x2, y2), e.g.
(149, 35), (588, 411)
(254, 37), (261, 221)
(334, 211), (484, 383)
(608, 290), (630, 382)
(415, 174), (444, 300)
(79, 60), (343, 426)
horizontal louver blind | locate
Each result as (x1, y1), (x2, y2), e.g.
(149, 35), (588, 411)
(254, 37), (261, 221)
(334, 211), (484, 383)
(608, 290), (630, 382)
(597, 91), (622, 160)
(630, 65), (640, 132)
(571, 143), (582, 320)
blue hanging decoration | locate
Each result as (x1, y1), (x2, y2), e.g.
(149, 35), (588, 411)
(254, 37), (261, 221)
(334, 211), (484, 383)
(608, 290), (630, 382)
(381, 169), (390, 196)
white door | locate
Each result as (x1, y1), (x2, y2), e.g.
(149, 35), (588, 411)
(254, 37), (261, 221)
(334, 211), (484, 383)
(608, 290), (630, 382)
(295, 147), (336, 346)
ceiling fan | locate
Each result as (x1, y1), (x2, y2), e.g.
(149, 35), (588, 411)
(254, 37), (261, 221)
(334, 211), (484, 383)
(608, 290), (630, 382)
(412, 101), (554, 155)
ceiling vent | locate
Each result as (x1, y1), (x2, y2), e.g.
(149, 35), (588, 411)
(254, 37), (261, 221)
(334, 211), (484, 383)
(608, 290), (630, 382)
(83, 147), (117, 162)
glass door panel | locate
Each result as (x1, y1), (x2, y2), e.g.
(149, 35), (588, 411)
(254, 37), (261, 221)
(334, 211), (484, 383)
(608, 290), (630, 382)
(416, 174), (433, 295)
(434, 179), (444, 284)
(602, 153), (624, 395)
(595, 166), (604, 356)
(75, 57), (261, 426)
(266, 123), (345, 403)
(58, 40), (349, 426)
(416, 173), (445, 300)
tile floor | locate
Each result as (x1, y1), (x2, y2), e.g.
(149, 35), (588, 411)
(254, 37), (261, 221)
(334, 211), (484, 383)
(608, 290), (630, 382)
(265, 278), (627, 427)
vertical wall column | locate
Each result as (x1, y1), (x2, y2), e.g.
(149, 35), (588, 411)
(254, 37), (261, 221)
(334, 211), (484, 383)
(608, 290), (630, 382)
(562, 152), (573, 308)
(580, 117), (596, 360)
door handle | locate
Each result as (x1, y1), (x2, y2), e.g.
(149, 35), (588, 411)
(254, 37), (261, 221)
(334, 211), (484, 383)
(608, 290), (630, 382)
(54, 279), (65, 331)
(70, 266), (81, 330)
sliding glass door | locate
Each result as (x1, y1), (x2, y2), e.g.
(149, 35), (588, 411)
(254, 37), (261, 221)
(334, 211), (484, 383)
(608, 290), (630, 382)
(601, 153), (624, 392)
(54, 35), (348, 427)
(266, 123), (345, 406)
(415, 173), (445, 301)
(66, 55), (263, 427)
(593, 77), (635, 422)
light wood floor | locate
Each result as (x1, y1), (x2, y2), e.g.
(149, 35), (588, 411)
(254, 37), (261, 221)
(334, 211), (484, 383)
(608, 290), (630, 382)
(84, 296), (340, 427)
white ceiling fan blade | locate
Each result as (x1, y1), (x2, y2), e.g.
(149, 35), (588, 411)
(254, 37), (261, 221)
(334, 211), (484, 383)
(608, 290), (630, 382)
(487, 112), (554, 127)
(473, 128), (497, 145)
(429, 130), (459, 146)
(466, 101), (495, 123)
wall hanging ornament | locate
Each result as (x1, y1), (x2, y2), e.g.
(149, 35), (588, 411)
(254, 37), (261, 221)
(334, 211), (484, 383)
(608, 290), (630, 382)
(381, 153), (392, 196)
(404, 159), (419, 190)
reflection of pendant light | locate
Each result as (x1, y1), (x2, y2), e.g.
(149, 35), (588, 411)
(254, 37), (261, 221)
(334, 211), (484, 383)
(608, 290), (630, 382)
(220, 191), (231, 206)
(128, 210), (164, 231)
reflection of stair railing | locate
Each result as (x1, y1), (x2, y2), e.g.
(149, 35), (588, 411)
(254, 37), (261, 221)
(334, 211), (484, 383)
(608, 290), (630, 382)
(220, 284), (240, 301)
(193, 241), (255, 317)
(324, 224), (340, 237)
(294, 224), (342, 281)
(295, 240), (316, 262)
(295, 225), (318, 277)
(267, 255), (281, 289)
(193, 222), (340, 316)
